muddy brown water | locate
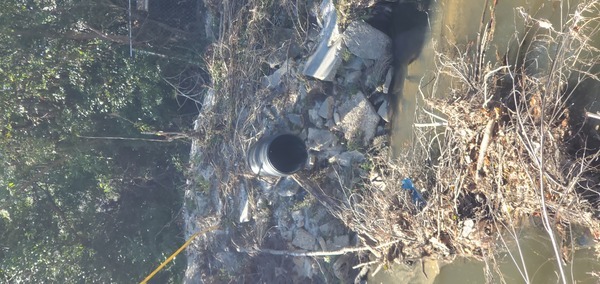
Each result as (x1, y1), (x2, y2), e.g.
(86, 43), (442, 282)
(383, 0), (600, 283)
(372, 222), (600, 283)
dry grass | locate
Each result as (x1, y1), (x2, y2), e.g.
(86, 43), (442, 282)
(327, 0), (600, 280)
(186, 0), (314, 281)
(195, 0), (311, 192)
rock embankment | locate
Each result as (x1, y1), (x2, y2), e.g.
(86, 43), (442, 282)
(183, 0), (397, 282)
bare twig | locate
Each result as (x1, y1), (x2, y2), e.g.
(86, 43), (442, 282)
(476, 119), (495, 182)
(585, 111), (600, 120)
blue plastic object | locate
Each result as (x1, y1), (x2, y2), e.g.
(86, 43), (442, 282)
(401, 178), (426, 209)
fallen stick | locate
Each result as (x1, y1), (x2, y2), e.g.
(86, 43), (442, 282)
(585, 111), (600, 121)
(476, 119), (495, 182)
(236, 246), (368, 257)
(236, 239), (402, 257)
(414, 122), (448, 128)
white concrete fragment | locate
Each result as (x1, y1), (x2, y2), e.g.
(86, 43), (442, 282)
(302, 0), (343, 81)
(460, 219), (475, 238)
(238, 186), (250, 223)
(262, 60), (289, 88)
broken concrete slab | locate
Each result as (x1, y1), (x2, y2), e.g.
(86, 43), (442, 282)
(302, 0), (343, 81)
(342, 21), (391, 60)
(337, 91), (380, 145)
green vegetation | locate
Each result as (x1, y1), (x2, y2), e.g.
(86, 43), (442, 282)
(291, 194), (316, 212)
(0, 0), (206, 282)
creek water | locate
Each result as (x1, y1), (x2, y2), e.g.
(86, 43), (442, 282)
(372, 219), (599, 283)
(381, 0), (600, 283)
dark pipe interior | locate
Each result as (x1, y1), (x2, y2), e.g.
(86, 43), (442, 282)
(268, 134), (307, 174)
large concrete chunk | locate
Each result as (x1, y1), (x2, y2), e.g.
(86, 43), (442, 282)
(342, 21), (391, 60)
(337, 91), (380, 145)
(302, 0), (343, 81)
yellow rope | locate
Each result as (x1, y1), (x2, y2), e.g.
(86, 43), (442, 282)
(140, 225), (218, 284)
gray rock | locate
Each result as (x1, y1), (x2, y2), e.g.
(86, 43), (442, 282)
(264, 28), (301, 68)
(319, 222), (332, 235)
(330, 150), (365, 167)
(292, 256), (315, 279)
(332, 234), (350, 249)
(376, 126), (386, 136)
(318, 96), (335, 119)
(363, 59), (375, 68)
(371, 92), (386, 106)
(276, 177), (300, 197)
(261, 61), (289, 89)
(333, 112), (341, 125)
(345, 56), (365, 71)
(342, 21), (391, 60)
(308, 108), (323, 127)
(333, 254), (353, 281)
(215, 251), (241, 273)
(325, 119), (336, 129)
(277, 209), (293, 230)
(298, 83), (308, 101)
(293, 228), (316, 250)
(291, 210), (305, 227)
(307, 128), (337, 150)
(287, 113), (304, 127)
(378, 100), (390, 122)
(256, 197), (268, 210)
(344, 70), (362, 85)
(337, 91), (380, 145)
(317, 236), (328, 250)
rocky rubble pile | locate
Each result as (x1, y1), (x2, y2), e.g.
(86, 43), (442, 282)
(183, 0), (398, 282)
